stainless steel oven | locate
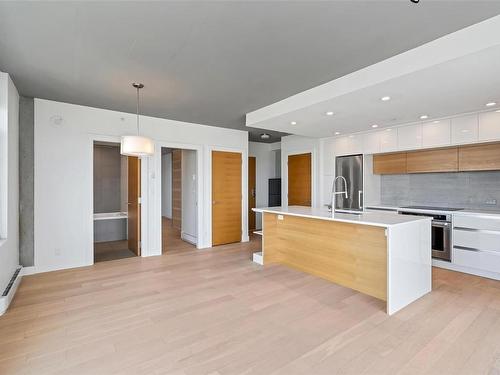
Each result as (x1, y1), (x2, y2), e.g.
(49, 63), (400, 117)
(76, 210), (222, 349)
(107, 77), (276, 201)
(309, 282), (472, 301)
(398, 210), (452, 261)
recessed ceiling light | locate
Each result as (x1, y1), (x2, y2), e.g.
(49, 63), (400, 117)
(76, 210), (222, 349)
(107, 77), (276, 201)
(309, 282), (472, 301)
(381, 96), (391, 101)
(386, 128), (392, 131)
(420, 115), (428, 120)
(371, 124), (379, 128)
(334, 131), (340, 135)
(290, 121), (297, 125)
(433, 120), (440, 123)
(496, 109), (500, 113)
(325, 111), (334, 116)
(260, 133), (270, 140)
(486, 102), (497, 107)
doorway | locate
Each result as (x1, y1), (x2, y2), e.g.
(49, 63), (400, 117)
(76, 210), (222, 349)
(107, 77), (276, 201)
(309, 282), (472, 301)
(287, 152), (312, 206)
(212, 150), (242, 246)
(161, 148), (197, 252)
(93, 141), (140, 262)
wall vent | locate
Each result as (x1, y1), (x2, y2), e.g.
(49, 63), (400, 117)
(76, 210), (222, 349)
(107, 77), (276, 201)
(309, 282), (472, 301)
(2, 267), (21, 297)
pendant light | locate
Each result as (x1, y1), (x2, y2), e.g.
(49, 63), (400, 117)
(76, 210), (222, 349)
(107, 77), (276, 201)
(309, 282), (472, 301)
(120, 83), (154, 157)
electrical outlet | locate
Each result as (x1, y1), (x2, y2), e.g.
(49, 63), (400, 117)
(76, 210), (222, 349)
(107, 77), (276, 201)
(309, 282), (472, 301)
(54, 248), (61, 256)
(485, 199), (497, 206)
(277, 215), (284, 220)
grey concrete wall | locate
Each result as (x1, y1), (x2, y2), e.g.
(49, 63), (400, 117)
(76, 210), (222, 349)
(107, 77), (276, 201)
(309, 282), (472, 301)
(93, 145), (121, 213)
(381, 171), (500, 209)
(19, 96), (34, 267)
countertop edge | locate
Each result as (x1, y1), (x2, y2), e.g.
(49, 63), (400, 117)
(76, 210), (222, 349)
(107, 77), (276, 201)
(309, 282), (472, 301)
(253, 207), (431, 228)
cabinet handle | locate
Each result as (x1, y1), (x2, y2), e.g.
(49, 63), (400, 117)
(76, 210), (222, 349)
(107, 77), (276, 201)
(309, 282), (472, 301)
(454, 245), (480, 252)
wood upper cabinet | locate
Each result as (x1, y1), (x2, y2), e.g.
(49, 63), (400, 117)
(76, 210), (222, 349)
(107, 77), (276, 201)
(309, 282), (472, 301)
(373, 152), (407, 174)
(406, 147), (458, 173)
(459, 143), (500, 171)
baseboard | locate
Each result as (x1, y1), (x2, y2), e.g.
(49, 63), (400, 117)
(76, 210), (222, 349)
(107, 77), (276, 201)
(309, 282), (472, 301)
(0, 267), (23, 316)
(20, 266), (37, 276)
(432, 259), (500, 281)
(252, 251), (263, 265)
(181, 232), (197, 245)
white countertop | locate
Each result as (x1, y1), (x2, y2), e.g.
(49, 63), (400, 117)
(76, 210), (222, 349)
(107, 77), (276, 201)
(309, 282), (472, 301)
(366, 205), (500, 217)
(253, 206), (431, 228)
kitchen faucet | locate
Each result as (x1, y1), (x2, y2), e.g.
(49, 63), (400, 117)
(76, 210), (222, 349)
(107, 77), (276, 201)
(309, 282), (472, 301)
(331, 175), (348, 212)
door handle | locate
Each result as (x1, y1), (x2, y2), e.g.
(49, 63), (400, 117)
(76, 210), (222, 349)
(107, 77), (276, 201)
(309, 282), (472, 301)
(358, 190), (363, 209)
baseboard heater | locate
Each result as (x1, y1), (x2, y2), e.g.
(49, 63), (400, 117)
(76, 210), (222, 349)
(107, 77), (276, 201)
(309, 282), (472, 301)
(0, 267), (22, 316)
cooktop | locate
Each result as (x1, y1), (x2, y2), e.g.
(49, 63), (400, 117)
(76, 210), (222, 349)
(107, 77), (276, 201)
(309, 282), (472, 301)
(401, 205), (464, 211)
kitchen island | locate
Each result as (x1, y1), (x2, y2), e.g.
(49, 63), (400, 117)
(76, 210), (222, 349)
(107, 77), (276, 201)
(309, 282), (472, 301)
(253, 206), (432, 315)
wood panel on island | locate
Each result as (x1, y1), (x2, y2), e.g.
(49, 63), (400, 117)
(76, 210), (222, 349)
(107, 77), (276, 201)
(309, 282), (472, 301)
(373, 142), (500, 174)
(254, 208), (432, 315)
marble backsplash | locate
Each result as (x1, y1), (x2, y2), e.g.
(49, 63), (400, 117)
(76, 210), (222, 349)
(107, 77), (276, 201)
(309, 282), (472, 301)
(380, 171), (500, 209)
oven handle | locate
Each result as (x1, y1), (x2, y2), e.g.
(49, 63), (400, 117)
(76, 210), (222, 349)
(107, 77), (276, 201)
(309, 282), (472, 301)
(432, 221), (451, 228)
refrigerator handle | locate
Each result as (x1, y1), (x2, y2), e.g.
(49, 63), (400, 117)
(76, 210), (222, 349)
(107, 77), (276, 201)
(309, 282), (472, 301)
(358, 190), (363, 209)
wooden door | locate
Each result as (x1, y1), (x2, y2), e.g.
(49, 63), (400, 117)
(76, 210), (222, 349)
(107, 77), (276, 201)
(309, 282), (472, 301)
(172, 150), (182, 230)
(128, 156), (141, 256)
(248, 156), (256, 231)
(212, 151), (242, 246)
(287, 153), (311, 206)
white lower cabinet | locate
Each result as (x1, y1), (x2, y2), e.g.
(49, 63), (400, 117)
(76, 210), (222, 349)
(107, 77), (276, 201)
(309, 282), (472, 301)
(453, 247), (500, 274)
(451, 213), (500, 278)
(454, 229), (500, 253)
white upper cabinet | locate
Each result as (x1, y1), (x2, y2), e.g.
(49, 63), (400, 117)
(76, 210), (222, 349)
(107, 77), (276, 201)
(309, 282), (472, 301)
(479, 111), (500, 142)
(398, 124), (423, 150)
(451, 114), (478, 144)
(379, 129), (398, 153)
(333, 135), (363, 156)
(422, 119), (451, 148)
(362, 132), (380, 154)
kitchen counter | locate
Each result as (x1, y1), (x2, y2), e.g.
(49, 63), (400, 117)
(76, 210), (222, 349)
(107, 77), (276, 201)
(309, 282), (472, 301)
(253, 206), (432, 315)
(366, 205), (500, 216)
(253, 206), (431, 228)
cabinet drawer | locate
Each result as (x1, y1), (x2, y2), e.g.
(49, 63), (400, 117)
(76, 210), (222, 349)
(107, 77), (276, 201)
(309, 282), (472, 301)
(454, 215), (500, 231)
(453, 228), (500, 253)
(453, 247), (500, 273)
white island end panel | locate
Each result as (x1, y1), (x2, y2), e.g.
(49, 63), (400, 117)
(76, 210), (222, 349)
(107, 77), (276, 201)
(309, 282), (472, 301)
(387, 219), (432, 315)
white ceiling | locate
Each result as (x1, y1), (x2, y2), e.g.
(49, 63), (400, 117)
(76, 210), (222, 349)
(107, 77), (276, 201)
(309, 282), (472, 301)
(1, 1), (500, 142)
(246, 16), (500, 138)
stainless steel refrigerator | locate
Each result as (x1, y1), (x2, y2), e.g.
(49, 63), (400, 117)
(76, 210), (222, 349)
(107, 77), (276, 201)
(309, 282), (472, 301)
(334, 154), (363, 211)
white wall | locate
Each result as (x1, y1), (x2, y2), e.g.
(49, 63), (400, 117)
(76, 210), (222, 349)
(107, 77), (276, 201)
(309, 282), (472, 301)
(161, 152), (172, 218)
(181, 149), (197, 244)
(248, 141), (278, 229)
(0, 73), (20, 291)
(34, 99), (248, 273)
(282, 135), (380, 209)
(281, 135), (321, 207)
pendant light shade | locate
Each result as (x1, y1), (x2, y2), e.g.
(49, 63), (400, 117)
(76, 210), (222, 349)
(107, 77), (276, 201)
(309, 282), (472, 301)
(120, 83), (154, 157)
(120, 135), (155, 156)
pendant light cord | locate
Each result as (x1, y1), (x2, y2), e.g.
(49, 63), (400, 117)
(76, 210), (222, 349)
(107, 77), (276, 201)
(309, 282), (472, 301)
(136, 86), (140, 136)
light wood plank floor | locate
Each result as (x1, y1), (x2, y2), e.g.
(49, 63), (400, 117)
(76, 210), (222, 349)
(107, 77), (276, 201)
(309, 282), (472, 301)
(1, 236), (500, 374)
(162, 217), (196, 253)
(94, 240), (136, 263)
